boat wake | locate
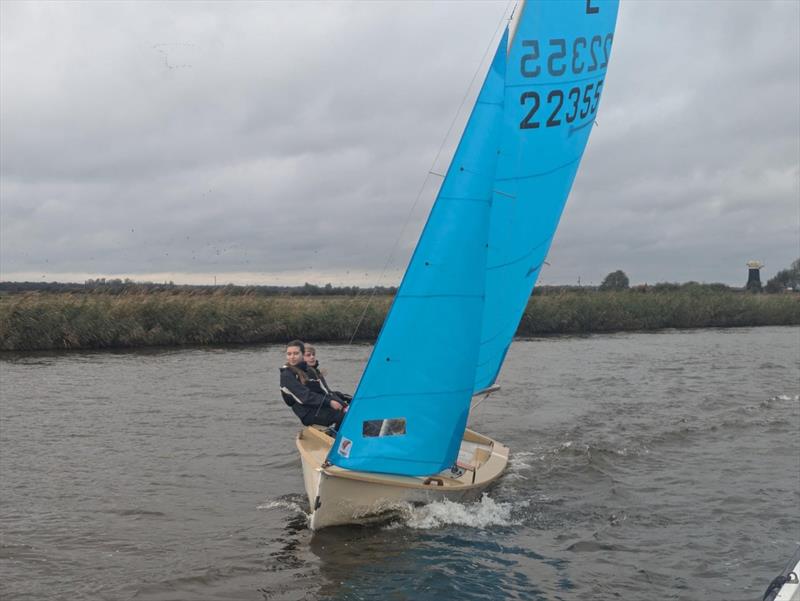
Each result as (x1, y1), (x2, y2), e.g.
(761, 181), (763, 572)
(386, 494), (525, 530)
(258, 492), (524, 532)
(258, 497), (309, 519)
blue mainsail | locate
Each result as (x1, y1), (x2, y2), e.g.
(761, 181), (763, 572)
(331, 0), (619, 476)
(329, 30), (508, 476)
(474, 0), (619, 391)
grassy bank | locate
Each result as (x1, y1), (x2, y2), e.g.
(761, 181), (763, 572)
(518, 288), (799, 334)
(0, 289), (797, 351)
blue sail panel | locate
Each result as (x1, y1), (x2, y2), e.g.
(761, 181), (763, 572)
(329, 29), (509, 476)
(474, 0), (619, 391)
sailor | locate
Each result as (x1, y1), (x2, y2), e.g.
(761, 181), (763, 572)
(280, 340), (347, 430)
(304, 343), (353, 406)
(304, 343), (320, 372)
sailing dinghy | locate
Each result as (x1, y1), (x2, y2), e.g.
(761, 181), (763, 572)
(296, 0), (620, 530)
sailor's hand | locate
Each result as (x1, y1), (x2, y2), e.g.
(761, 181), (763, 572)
(330, 400), (343, 411)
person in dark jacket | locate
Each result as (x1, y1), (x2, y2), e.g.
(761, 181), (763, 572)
(304, 343), (321, 373)
(280, 340), (347, 429)
(304, 343), (352, 405)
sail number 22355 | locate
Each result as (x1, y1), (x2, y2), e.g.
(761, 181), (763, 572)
(517, 34), (613, 131)
(520, 79), (603, 130)
(520, 35), (613, 79)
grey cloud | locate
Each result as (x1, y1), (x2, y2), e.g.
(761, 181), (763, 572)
(1, 1), (798, 286)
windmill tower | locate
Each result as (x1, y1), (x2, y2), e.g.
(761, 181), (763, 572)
(746, 260), (764, 291)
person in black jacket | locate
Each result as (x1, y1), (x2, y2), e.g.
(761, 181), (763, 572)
(304, 343), (321, 373)
(304, 343), (353, 405)
(280, 340), (347, 429)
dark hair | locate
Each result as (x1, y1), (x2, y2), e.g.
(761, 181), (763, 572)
(286, 339), (305, 353)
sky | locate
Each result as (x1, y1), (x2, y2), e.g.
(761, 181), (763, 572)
(1, 0), (798, 288)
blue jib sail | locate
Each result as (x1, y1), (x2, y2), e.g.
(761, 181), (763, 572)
(331, 0), (619, 477)
(329, 30), (509, 476)
(474, 0), (620, 391)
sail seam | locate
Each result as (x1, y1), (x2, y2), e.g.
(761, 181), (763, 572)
(356, 388), (474, 402)
(438, 195), (491, 205)
(569, 119), (595, 136)
(478, 312), (522, 351)
(495, 157), (580, 182)
(487, 236), (551, 271)
(475, 316), (524, 354)
(505, 72), (607, 89)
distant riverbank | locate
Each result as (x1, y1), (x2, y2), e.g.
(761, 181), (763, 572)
(1, 288), (797, 351)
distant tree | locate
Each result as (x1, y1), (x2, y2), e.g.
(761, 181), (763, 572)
(599, 270), (630, 291)
(765, 258), (800, 293)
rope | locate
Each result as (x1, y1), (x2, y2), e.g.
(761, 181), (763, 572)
(348, 1), (516, 345)
(470, 390), (494, 413)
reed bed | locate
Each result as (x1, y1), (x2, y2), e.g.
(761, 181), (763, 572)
(0, 290), (797, 351)
(0, 293), (391, 351)
(518, 289), (799, 334)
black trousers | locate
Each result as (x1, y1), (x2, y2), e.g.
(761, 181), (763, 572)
(301, 405), (345, 429)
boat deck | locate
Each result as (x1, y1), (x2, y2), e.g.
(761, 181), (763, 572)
(297, 425), (507, 490)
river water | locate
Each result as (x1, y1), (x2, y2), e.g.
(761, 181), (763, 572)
(1, 327), (798, 601)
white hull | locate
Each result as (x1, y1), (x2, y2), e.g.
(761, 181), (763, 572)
(296, 426), (509, 530)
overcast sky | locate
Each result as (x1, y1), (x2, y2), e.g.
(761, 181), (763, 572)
(1, 0), (798, 287)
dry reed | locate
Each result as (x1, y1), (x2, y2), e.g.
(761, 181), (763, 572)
(0, 289), (797, 351)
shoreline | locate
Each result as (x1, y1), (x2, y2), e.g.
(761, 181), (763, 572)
(1, 290), (798, 352)
(1, 324), (797, 357)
